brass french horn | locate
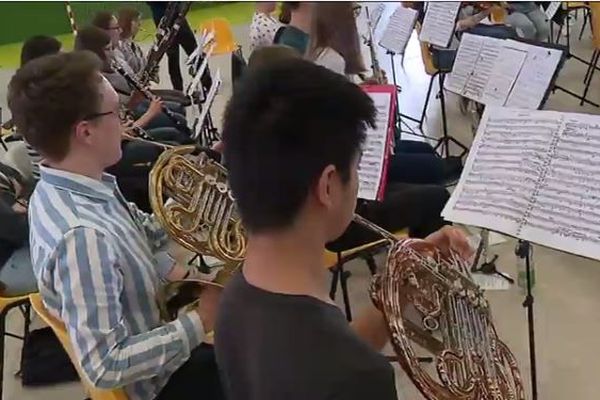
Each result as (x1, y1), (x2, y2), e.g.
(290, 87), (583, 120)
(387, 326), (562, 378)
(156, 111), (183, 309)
(150, 148), (524, 399)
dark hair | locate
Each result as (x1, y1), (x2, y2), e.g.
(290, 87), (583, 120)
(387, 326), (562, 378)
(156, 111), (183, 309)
(75, 26), (111, 70)
(223, 59), (376, 233)
(307, 3), (366, 75)
(247, 45), (301, 71)
(279, 2), (298, 23)
(20, 35), (62, 66)
(8, 51), (103, 161)
(118, 7), (141, 39)
(92, 11), (114, 30)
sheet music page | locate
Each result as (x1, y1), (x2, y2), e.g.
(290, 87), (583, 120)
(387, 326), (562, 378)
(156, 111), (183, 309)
(520, 113), (600, 260)
(443, 107), (562, 236)
(545, 2), (561, 19)
(193, 69), (221, 140)
(480, 42), (528, 106)
(419, 2), (461, 48)
(379, 6), (418, 55)
(505, 44), (562, 110)
(358, 92), (392, 201)
(445, 33), (484, 95)
(463, 36), (504, 101)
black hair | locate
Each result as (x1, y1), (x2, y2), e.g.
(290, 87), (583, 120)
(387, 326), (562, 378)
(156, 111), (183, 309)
(20, 35), (62, 66)
(222, 58), (376, 233)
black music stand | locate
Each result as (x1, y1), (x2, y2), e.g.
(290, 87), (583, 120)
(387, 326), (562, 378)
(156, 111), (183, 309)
(515, 240), (538, 400)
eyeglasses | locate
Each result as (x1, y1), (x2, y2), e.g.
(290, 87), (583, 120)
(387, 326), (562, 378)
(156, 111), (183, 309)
(84, 111), (115, 121)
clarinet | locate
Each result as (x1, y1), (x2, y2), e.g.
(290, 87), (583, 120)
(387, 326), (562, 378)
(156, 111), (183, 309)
(112, 61), (186, 130)
(362, 7), (386, 84)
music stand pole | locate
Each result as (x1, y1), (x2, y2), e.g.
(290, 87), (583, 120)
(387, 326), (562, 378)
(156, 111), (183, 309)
(386, 50), (437, 141)
(516, 240), (538, 400)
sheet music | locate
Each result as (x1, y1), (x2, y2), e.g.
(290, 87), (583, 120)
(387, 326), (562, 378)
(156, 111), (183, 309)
(186, 43), (214, 97)
(480, 42), (527, 105)
(505, 44), (562, 110)
(378, 6), (418, 55)
(419, 2), (461, 48)
(545, 2), (561, 19)
(445, 33), (484, 95)
(465, 36), (504, 101)
(358, 92), (392, 201)
(444, 106), (600, 261)
(520, 114), (600, 260)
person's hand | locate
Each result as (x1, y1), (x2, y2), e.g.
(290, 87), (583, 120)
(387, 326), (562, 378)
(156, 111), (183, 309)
(424, 225), (474, 260)
(194, 285), (221, 334)
(146, 97), (164, 119)
(12, 201), (27, 214)
(211, 140), (225, 154)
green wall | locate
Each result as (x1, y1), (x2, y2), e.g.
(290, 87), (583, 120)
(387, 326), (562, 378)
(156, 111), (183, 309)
(0, 2), (223, 46)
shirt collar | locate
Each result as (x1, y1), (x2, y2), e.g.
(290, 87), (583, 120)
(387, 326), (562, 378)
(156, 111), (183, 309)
(39, 165), (118, 201)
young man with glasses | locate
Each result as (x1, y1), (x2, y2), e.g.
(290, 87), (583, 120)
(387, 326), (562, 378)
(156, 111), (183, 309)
(8, 51), (223, 400)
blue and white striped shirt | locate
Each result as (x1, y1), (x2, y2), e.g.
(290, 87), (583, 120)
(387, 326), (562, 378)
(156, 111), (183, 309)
(29, 166), (205, 400)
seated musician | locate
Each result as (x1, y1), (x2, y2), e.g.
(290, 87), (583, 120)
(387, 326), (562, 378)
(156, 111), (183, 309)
(273, 2), (312, 53)
(0, 162), (37, 297)
(94, 10), (191, 106)
(505, 2), (550, 42)
(8, 51), (224, 400)
(215, 57), (472, 399)
(75, 26), (193, 141)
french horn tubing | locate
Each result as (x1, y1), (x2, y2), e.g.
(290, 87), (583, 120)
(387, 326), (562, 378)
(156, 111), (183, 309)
(150, 149), (524, 399)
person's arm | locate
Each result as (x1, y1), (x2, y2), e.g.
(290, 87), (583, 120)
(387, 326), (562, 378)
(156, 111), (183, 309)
(456, 8), (492, 31)
(350, 302), (389, 352)
(132, 97), (164, 129)
(0, 193), (28, 245)
(53, 227), (205, 389)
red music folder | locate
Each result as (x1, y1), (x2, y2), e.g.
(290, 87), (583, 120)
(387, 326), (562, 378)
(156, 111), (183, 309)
(359, 84), (396, 202)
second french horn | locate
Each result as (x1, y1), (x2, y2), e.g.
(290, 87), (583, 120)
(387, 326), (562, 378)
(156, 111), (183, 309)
(150, 147), (524, 399)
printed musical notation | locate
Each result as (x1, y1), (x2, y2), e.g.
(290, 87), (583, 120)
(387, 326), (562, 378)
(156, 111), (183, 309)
(358, 90), (393, 201)
(419, 2), (461, 48)
(379, 6), (419, 55)
(446, 37), (562, 110)
(443, 107), (600, 261)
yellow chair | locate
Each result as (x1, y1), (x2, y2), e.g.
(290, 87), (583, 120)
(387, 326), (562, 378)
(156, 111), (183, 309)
(199, 18), (237, 55)
(489, 5), (507, 24)
(29, 294), (128, 400)
(324, 230), (407, 321)
(0, 293), (32, 400)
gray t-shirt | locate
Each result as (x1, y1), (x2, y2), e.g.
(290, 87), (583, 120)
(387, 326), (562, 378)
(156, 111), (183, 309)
(215, 271), (397, 400)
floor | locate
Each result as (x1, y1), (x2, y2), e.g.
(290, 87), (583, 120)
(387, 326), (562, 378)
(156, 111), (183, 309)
(1, 4), (600, 400)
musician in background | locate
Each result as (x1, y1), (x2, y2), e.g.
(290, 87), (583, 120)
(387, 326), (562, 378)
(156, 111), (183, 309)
(93, 10), (191, 106)
(0, 162), (37, 297)
(75, 26), (191, 139)
(216, 58), (472, 400)
(273, 2), (312, 53)
(505, 2), (550, 42)
(249, 2), (283, 52)
(8, 51), (223, 400)
(147, 2), (212, 92)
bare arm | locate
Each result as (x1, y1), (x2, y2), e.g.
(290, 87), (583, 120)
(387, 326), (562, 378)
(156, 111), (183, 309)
(350, 303), (389, 352)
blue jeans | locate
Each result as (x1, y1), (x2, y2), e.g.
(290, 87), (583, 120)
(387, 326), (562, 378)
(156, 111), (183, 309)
(506, 7), (550, 42)
(0, 245), (37, 296)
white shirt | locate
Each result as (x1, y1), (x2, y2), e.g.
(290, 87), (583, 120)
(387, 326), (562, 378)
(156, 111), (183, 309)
(314, 47), (347, 76)
(249, 11), (283, 51)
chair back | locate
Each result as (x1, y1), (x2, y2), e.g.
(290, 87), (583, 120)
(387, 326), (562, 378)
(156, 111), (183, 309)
(200, 18), (237, 55)
(29, 293), (128, 400)
(589, 3), (600, 49)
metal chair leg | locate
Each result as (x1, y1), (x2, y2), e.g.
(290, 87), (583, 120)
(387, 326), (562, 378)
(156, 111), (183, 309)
(339, 262), (353, 321)
(581, 51), (599, 106)
(329, 254), (342, 300)
(0, 307), (8, 400)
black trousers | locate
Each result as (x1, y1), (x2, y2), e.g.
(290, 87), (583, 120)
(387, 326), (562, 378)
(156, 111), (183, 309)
(166, 18), (201, 91)
(390, 140), (445, 185)
(156, 344), (224, 400)
(327, 182), (450, 252)
(107, 140), (163, 213)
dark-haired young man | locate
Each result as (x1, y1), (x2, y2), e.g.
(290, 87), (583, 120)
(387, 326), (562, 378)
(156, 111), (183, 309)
(8, 51), (223, 400)
(215, 59), (472, 399)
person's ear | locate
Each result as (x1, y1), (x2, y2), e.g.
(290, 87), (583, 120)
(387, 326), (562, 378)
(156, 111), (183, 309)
(72, 120), (94, 146)
(315, 164), (338, 209)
